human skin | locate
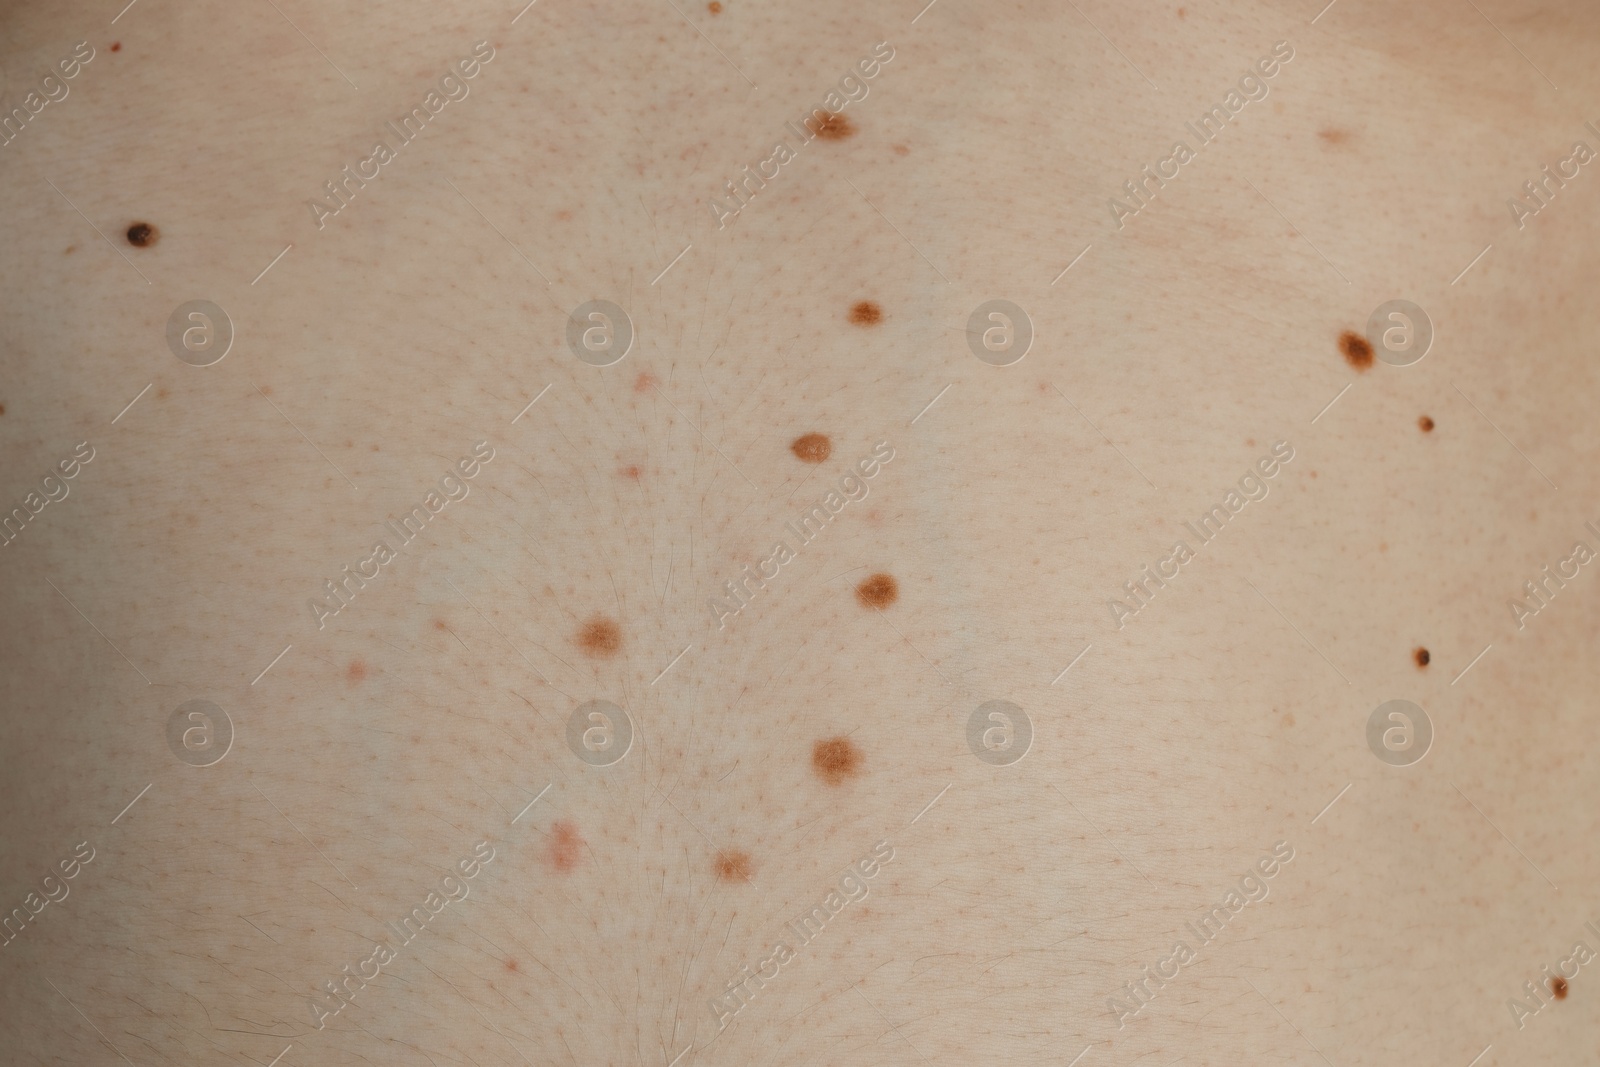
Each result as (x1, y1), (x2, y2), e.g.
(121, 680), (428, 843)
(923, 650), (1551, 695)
(3, 0), (1600, 1063)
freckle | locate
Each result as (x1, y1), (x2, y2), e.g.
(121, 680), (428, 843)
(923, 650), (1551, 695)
(813, 736), (863, 786)
(1282, 713), (1295, 727)
(1418, 415), (1434, 432)
(110, 41), (121, 52)
(1414, 647), (1430, 668)
(433, 618), (448, 631)
(0, 404), (5, 416)
(714, 849), (753, 883)
(1319, 127), (1350, 145)
(1339, 330), (1373, 370)
(855, 572), (898, 609)
(634, 371), (659, 394)
(1177, 6), (1185, 15)
(809, 111), (855, 141)
(546, 821), (584, 872)
(157, 387), (170, 399)
(347, 659), (368, 683)
(621, 465), (642, 480)
(1552, 975), (1568, 999)
(892, 143), (909, 156)
(505, 958), (519, 972)
(1309, 470), (1318, 479)
(849, 301), (882, 326)
(708, 0), (722, 11)
(63, 245), (76, 255)
(126, 222), (159, 247)
(578, 616), (622, 658)
(791, 433), (831, 464)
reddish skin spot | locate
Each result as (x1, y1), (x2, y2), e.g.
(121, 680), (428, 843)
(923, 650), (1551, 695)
(714, 849), (753, 883)
(809, 111), (855, 140)
(849, 301), (882, 326)
(547, 821), (584, 873)
(1552, 975), (1568, 999)
(347, 659), (368, 683)
(433, 618), (448, 631)
(1177, 6), (1185, 16)
(855, 573), (898, 609)
(0, 404), (5, 416)
(64, 245), (76, 255)
(578, 616), (622, 658)
(813, 737), (863, 786)
(126, 222), (158, 247)
(505, 958), (519, 972)
(1414, 647), (1430, 668)
(892, 143), (909, 156)
(1339, 331), (1373, 370)
(1319, 127), (1350, 144)
(708, 1), (722, 11)
(634, 371), (659, 394)
(110, 41), (121, 52)
(157, 387), (170, 399)
(621, 465), (642, 480)
(791, 433), (832, 464)
(1419, 415), (1434, 432)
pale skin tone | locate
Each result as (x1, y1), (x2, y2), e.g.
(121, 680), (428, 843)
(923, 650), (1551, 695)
(3, 0), (1600, 1062)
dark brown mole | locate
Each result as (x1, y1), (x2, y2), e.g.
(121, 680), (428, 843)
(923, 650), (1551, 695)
(849, 301), (882, 326)
(577, 616), (622, 658)
(1551, 975), (1568, 999)
(110, 41), (121, 52)
(808, 111), (855, 141)
(1418, 415), (1434, 432)
(791, 433), (832, 464)
(812, 736), (863, 786)
(856, 572), (898, 609)
(1414, 647), (1429, 668)
(1338, 330), (1373, 370)
(126, 222), (158, 247)
(713, 849), (752, 883)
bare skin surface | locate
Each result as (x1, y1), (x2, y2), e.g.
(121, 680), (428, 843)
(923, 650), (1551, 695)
(3, 1), (1600, 1064)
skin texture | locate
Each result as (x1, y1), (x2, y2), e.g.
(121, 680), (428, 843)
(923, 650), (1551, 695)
(3, 0), (1600, 1063)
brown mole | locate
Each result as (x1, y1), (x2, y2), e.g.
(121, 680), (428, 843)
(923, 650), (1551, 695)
(1418, 415), (1434, 432)
(1551, 975), (1568, 999)
(791, 433), (832, 464)
(855, 572), (898, 609)
(126, 222), (158, 247)
(346, 659), (368, 683)
(708, 1), (722, 11)
(808, 111), (855, 141)
(577, 616), (621, 658)
(849, 301), (882, 326)
(110, 41), (121, 52)
(813, 736), (863, 786)
(546, 821), (584, 873)
(1338, 330), (1373, 370)
(1414, 647), (1429, 668)
(713, 849), (753, 883)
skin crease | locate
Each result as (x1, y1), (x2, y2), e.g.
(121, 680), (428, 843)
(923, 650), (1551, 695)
(3, 1), (1600, 1064)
